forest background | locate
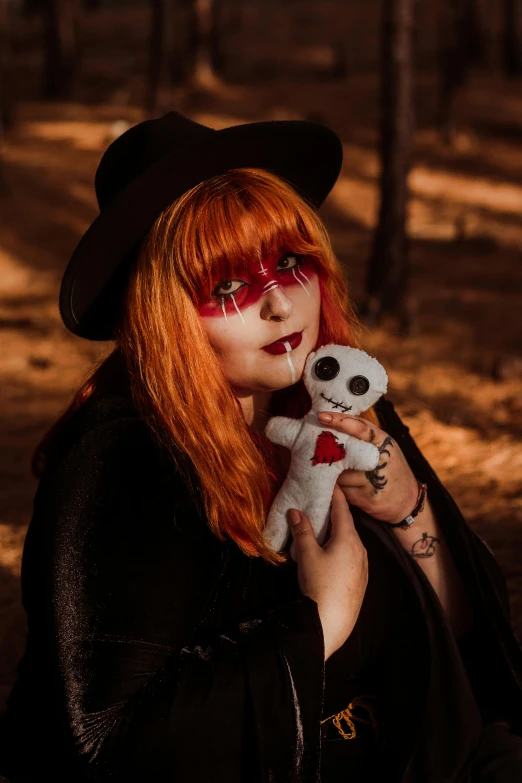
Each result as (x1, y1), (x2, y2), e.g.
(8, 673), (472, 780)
(0, 0), (522, 713)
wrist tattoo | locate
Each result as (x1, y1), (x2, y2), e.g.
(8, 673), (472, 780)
(410, 531), (439, 559)
(365, 436), (394, 493)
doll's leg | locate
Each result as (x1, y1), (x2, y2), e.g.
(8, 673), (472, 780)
(301, 498), (332, 546)
(289, 497), (332, 562)
(263, 482), (304, 552)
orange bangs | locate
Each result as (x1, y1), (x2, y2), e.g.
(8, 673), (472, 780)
(154, 167), (334, 308)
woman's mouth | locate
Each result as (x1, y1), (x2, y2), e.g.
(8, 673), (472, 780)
(261, 331), (303, 355)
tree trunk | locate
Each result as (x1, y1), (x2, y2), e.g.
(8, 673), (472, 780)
(145, 0), (220, 116)
(0, 0), (9, 124)
(364, 0), (415, 326)
(145, 0), (182, 117)
(208, 0), (228, 76)
(0, 0), (6, 193)
(23, 0), (44, 16)
(0, 0), (15, 192)
(465, 0), (486, 66)
(42, 0), (78, 98)
(189, 0), (219, 89)
(502, 0), (522, 77)
(437, 0), (469, 145)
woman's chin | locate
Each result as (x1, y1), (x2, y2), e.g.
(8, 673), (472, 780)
(266, 364), (305, 390)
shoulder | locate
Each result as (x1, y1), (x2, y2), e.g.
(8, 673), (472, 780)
(42, 395), (163, 485)
(36, 393), (207, 542)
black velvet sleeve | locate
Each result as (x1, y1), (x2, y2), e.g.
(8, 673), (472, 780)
(32, 418), (325, 782)
(375, 396), (522, 734)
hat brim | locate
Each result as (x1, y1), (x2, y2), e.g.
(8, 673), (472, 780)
(59, 119), (343, 340)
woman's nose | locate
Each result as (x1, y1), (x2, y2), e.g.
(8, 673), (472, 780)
(260, 286), (293, 321)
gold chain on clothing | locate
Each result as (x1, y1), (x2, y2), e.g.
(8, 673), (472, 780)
(320, 695), (379, 740)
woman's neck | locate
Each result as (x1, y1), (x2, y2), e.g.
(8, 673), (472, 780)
(236, 389), (274, 437)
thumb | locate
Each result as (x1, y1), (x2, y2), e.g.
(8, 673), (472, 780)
(287, 508), (319, 558)
(327, 484), (356, 543)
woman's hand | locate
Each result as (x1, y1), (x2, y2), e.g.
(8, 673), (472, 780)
(316, 411), (474, 637)
(287, 484), (368, 661)
(317, 411), (419, 525)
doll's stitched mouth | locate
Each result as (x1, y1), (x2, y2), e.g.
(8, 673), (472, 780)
(320, 393), (352, 413)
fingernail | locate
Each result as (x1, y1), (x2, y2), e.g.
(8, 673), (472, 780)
(318, 412), (332, 422)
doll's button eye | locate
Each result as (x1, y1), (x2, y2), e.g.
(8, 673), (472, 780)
(314, 357), (340, 381)
(349, 375), (370, 395)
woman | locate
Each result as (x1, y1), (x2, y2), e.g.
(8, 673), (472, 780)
(0, 112), (521, 783)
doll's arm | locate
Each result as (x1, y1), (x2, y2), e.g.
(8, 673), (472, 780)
(342, 436), (380, 472)
(265, 416), (303, 450)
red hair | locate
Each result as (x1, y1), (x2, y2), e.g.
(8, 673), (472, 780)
(33, 168), (377, 565)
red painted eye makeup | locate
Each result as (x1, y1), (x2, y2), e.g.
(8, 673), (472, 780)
(198, 253), (314, 319)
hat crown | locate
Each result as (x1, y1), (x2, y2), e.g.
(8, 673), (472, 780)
(94, 112), (215, 210)
(61, 110), (342, 340)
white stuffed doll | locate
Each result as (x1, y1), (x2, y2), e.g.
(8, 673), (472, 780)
(263, 345), (388, 561)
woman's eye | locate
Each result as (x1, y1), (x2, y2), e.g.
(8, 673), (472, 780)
(212, 280), (246, 298)
(211, 254), (302, 300)
(277, 254), (301, 271)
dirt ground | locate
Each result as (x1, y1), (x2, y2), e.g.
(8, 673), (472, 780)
(1, 69), (522, 712)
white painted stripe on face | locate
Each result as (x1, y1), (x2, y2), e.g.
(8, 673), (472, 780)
(230, 293), (246, 325)
(292, 267), (310, 296)
(297, 267), (311, 285)
(263, 283), (280, 294)
(263, 280), (279, 290)
(283, 341), (296, 384)
(221, 298), (228, 321)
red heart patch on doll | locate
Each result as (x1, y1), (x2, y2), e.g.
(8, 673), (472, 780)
(311, 430), (346, 467)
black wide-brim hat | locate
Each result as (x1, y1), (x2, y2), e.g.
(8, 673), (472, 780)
(59, 111), (343, 341)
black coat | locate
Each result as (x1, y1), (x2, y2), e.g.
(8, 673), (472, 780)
(0, 386), (521, 782)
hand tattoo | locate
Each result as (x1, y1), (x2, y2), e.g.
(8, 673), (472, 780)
(365, 436), (394, 493)
(410, 532), (439, 559)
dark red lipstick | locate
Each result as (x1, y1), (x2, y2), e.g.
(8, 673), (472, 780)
(261, 331), (303, 355)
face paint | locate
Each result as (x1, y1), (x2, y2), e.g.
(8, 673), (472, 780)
(198, 254), (314, 321)
(198, 250), (322, 404)
(230, 293), (246, 325)
(292, 266), (311, 296)
(262, 279), (280, 295)
(220, 293), (246, 325)
(283, 341), (297, 384)
(297, 267), (311, 285)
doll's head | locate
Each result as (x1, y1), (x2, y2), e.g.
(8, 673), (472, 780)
(303, 344), (388, 416)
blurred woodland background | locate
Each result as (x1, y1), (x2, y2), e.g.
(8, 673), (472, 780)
(1, 0), (522, 714)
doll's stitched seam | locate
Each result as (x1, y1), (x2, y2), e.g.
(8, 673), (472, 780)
(319, 392), (352, 413)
